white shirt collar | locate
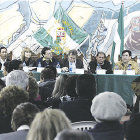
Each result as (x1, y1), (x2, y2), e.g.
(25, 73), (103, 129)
(17, 125), (30, 131)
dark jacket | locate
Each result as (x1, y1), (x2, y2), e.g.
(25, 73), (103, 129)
(39, 79), (56, 101)
(36, 57), (58, 67)
(61, 58), (83, 69)
(23, 58), (36, 67)
(0, 130), (28, 140)
(0, 114), (12, 134)
(59, 97), (94, 122)
(89, 60), (113, 74)
(0, 58), (10, 70)
(88, 121), (124, 140)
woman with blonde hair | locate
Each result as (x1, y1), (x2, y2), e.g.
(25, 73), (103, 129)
(21, 47), (35, 67)
(27, 109), (72, 140)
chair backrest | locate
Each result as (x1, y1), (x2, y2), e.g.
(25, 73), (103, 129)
(72, 121), (97, 131)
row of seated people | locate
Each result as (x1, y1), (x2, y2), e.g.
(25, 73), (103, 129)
(0, 68), (140, 139)
(0, 45), (139, 74)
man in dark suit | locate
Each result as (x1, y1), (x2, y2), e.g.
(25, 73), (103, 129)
(89, 51), (112, 74)
(36, 47), (58, 67)
(0, 102), (39, 140)
(0, 46), (10, 70)
(59, 74), (96, 122)
(61, 49), (83, 72)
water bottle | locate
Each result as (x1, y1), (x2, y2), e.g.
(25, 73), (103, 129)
(23, 61), (26, 67)
(127, 64), (132, 70)
(96, 64), (101, 70)
(69, 62), (73, 73)
(56, 62), (61, 73)
(38, 62), (41, 67)
(56, 62), (60, 68)
(115, 64), (119, 70)
(72, 63), (76, 73)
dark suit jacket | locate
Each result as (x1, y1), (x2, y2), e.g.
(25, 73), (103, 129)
(61, 58), (83, 69)
(0, 130), (28, 140)
(36, 57), (58, 67)
(0, 58), (10, 70)
(0, 114), (12, 134)
(59, 97), (95, 122)
(89, 60), (113, 74)
(88, 121), (124, 140)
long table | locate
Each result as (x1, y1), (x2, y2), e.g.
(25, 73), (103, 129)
(0, 70), (138, 106)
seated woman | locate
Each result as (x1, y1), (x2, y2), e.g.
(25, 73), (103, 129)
(21, 47), (35, 67)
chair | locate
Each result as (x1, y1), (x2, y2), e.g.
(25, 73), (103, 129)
(72, 121), (97, 131)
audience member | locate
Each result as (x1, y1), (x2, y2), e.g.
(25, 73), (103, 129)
(114, 50), (139, 74)
(59, 74), (96, 122)
(21, 47), (35, 67)
(28, 75), (47, 110)
(39, 68), (56, 101)
(61, 49), (83, 72)
(1, 61), (10, 82)
(8, 59), (23, 73)
(6, 70), (29, 90)
(45, 74), (68, 108)
(131, 76), (140, 113)
(89, 51), (112, 74)
(0, 86), (29, 133)
(27, 109), (72, 140)
(0, 79), (5, 91)
(124, 113), (140, 140)
(52, 74), (68, 99)
(55, 129), (94, 140)
(88, 91), (127, 140)
(36, 47), (58, 67)
(0, 46), (10, 70)
(0, 102), (39, 140)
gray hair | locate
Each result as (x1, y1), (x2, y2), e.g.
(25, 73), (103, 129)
(6, 70), (29, 90)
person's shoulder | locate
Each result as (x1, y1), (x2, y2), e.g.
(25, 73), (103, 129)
(0, 130), (28, 140)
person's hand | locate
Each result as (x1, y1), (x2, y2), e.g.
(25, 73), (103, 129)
(61, 67), (68, 72)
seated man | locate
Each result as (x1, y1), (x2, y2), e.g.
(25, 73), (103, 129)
(89, 51), (112, 74)
(0, 46), (10, 70)
(0, 102), (39, 140)
(89, 91), (127, 140)
(114, 50), (139, 74)
(61, 49), (83, 72)
(39, 68), (56, 101)
(36, 47), (58, 67)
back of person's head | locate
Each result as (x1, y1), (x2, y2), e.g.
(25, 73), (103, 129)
(27, 109), (71, 140)
(76, 74), (96, 98)
(68, 49), (77, 56)
(122, 50), (132, 56)
(40, 68), (56, 81)
(65, 75), (78, 97)
(131, 76), (140, 97)
(4, 61), (10, 72)
(28, 76), (39, 101)
(52, 74), (68, 98)
(46, 66), (57, 77)
(8, 59), (23, 73)
(90, 91), (127, 122)
(6, 70), (29, 90)
(41, 47), (50, 57)
(11, 102), (39, 131)
(124, 113), (140, 140)
(0, 86), (29, 116)
(55, 129), (94, 140)
(0, 79), (6, 91)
